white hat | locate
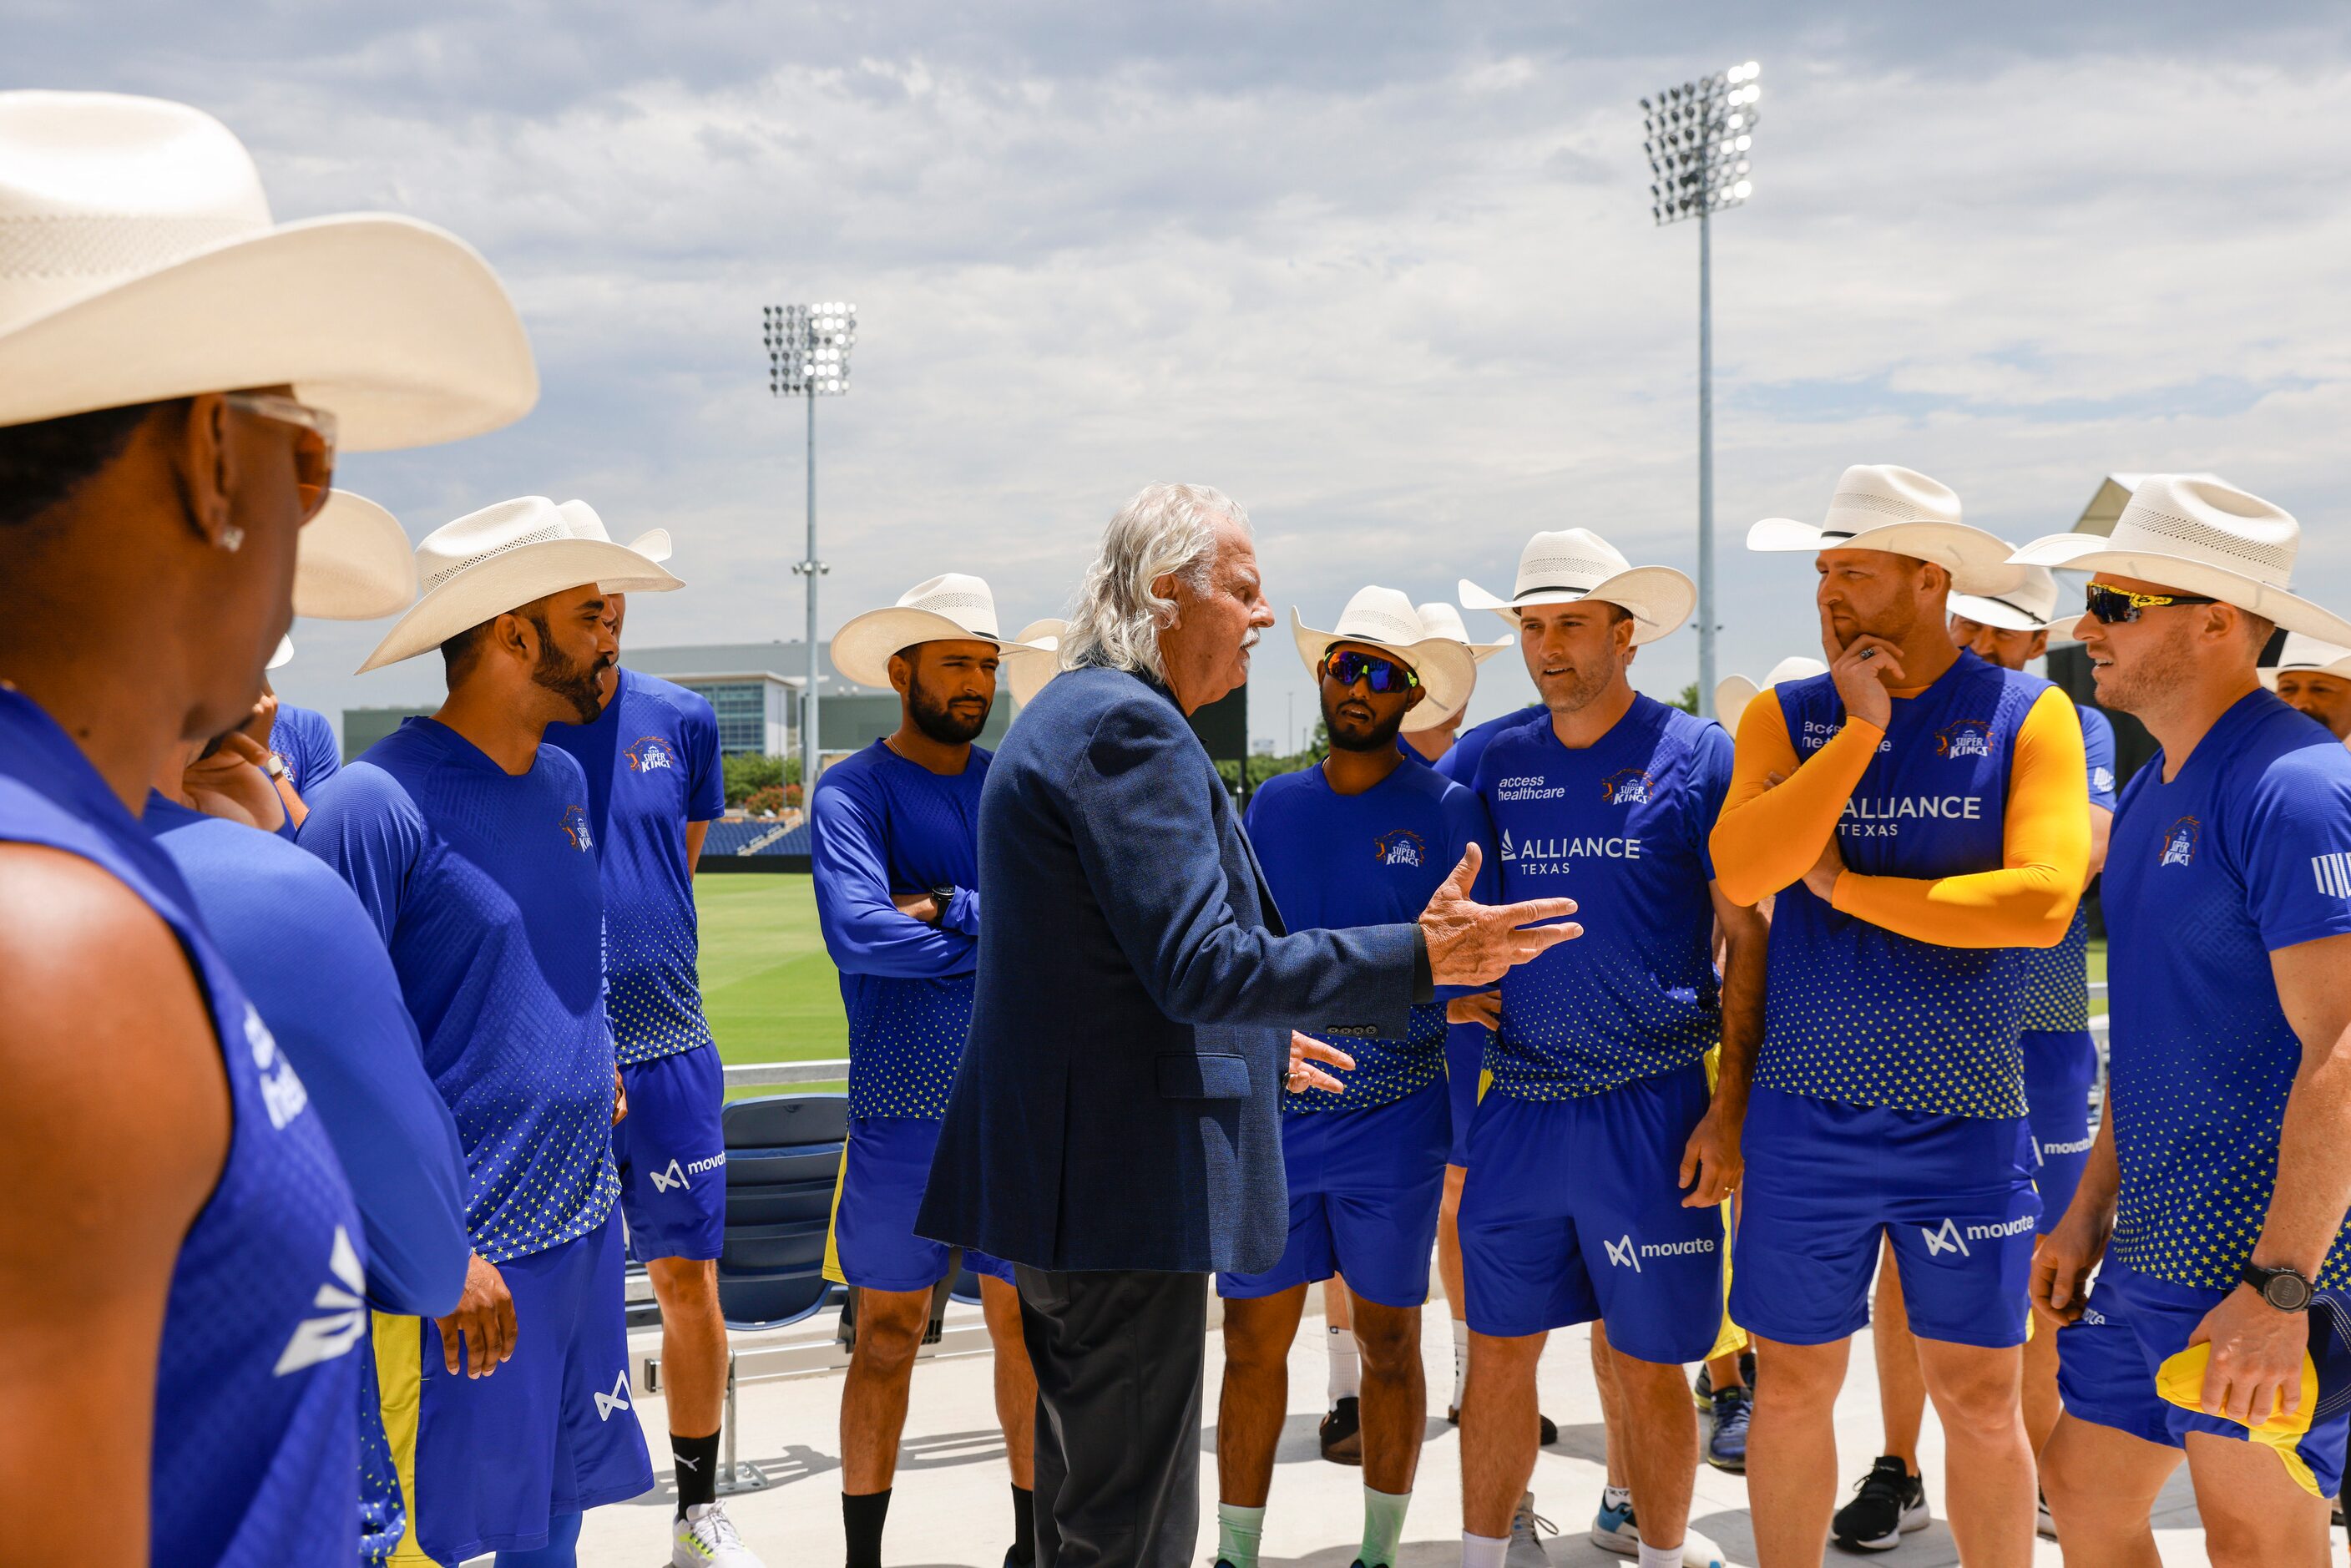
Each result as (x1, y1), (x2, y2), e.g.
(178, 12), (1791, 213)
(2261, 632), (2351, 690)
(270, 489), (419, 670)
(829, 574), (1054, 691)
(1748, 464), (2025, 598)
(1948, 566), (2065, 634)
(357, 496), (681, 672)
(1714, 655), (1828, 733)
(554, 499), (671, 566)
(2010, 476), (2351, 647)
(1003, 619), (1065, 708)
(0, 92), (534, 450)
(1414, 601), (1514, 663)
(1459, 529), (1695, 645)
(266, 635), (295, 670)
(1291, 587), (1478, 733)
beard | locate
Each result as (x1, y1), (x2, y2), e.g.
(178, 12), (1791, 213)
(2092, 622), (2198, 717)
(908, 670), (991, 745)
(1324, 694), (1409, 753)
(1539, 657), (1620, 716)
(530, 618), (613, 725)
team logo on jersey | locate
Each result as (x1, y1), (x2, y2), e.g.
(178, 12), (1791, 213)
(1373, 829), (1427, 868)
(1934, 719), (1995, 760)
(561, 803), (595, 852)
(648, 1153), (726, 1192)
(2159, 817), (2200, 868)
(624, 735), (677, 772)
(245, 1003), (309, 1131)
(2093, 765), (2116, 797)
(594, 1369), (634, 1422)
(1499, 827), (1516, 862)
(1600, 768), (1653, 807)
(2313, 852), (2351, 898)
(273, 1226), (367, 1377)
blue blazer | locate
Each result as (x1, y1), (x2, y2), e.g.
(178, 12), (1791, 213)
(917, 665), (1421, 1274)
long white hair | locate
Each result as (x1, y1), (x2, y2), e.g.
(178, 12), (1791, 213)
(1059, 483), (1250, 680)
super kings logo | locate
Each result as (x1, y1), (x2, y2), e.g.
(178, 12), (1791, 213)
(624, 735), (677, 772)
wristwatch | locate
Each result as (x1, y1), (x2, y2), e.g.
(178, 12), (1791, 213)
(2241, 1261), (2315, 1313)
(928, 883), (956, 919)
(263, 753), (288, 781)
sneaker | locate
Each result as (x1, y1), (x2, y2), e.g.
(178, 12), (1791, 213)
(1691, 1360), (1714, 1413)
(673, 1500), (765, 1567)
(1509, 1491), (1557, 1566)
(1320, 1395), (1363, 1464)
(1676, 1535), (1730, 1568)
(1829, 1455), (1929, 1552)
(2036, 1490), (2057, 1540)
(1590, 1492), (1639, 1557)
(1538, 1413), (1559, 1446)
(1704, 1383), (1751, 1474)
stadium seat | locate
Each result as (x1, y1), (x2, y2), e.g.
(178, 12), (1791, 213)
(715, 1092), (848, 1332)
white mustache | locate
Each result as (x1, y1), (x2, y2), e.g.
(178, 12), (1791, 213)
(1240, 630), (1261, 650)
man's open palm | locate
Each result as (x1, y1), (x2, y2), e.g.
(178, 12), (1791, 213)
(1418, 843), (1581, 987)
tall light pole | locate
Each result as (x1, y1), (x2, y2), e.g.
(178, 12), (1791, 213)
(1641, 61), (1760, 717)
(763, 301), (857, 791)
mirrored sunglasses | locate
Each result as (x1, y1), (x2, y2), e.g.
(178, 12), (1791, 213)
(1320, 649), (1420, 693)
(2084, 583), (2219, 625)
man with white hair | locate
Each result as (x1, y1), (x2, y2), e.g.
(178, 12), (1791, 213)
(2267, 633), (2351, 742)
(918, 483), (1581, 1568)
(2021, 478), (2351, 1567)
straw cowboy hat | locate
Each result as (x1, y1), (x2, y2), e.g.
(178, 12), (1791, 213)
(1290, 587), (1477, 733)
(2260, 632), (2351, 691)
(1414, 600), (1514, 663)
(1004, 619), (1066, 708)
(1458, 529), (1696, 645)
(1948, 564), (2077, 644)
(0, 91), (534, 448)
(2010, 476), (2351, 648)
(267, 489), (418, 669)
(357, 496), (681, 672)
(829, 574), (1056, 692)
(1714, 655), (1828, 734)
(556, 499), (671, 569)
(1748, 465), (2024, 599)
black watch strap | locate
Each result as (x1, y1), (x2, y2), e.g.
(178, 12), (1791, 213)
(2241, 1261), (2315, 1312)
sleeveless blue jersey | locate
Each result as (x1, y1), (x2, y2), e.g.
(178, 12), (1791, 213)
(1756, 652), (2048, 1119)
(0, 690), (364, 1567)
(2015, 703), (2117, 1032)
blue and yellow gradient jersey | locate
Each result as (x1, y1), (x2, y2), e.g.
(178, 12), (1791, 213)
(268, 701), (341, 796)
(2016, 704), (2118, 1033)
(1712, 653), (2089, 1120)
(542, 668), (726, 1065)
(1473, 695), (1732, 1100)
(2101, 690), (2351, 1291)
(300, 719), (620, 1265)
(810, 739), (989, 1120)
(1244, 759), (1492, 1111)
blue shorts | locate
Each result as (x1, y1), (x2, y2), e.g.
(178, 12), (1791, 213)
(1458, 1061), (1724, 1362)
(2021, 1029), (2097, 1237)
(2058, 1262), (2351, 1498)
(1446, 1022), (1488, 1167)
(1732, 1087), (2039, 1349)
(369, 1208), (653, 1565)
(1217, 1082), (1450, 1309)
(614, 1044), (726, 1262)
(826, 1116), (1013, 1294)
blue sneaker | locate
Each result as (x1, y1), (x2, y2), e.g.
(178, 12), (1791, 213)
(1590, 1492), (1638, 1557)
(1705, 1383), (1751, 1474)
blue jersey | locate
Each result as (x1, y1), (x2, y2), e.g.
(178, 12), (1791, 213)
(1756, 654), (2049, 1119)
(2017, 703), (2118, 1032)
(542, 669), (726, 1065)
(149, 797), (470, 1318)
(810, 739), (988, 1120)
(1434, 701), (1546, 787)
(1244, 761), (1492, 1111)
(299, 718), (619, 1265)
(1474, 695), (1731, 1098)
(0, 691), (363, 1568)
(2102, 690), (2351, 1291)
(269, 701), (341, 795)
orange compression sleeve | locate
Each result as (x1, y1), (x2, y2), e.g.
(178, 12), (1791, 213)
(1707, 690), (1883, 907)
(1830, 685), (2091, 948)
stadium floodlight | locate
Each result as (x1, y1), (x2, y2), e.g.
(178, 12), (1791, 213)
(1641, 62), (1761, 718)
(762, 301), (858, 794)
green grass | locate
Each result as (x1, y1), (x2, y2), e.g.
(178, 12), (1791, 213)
(695, 875), (846, 1095)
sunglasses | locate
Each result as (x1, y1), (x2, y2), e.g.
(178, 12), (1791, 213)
(1320, 649), (1420, 694)
(2083, 584), (2220, 625)
(224, 392), (337, 524)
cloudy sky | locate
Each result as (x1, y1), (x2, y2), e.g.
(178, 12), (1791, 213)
(19, 3), (2351, 746)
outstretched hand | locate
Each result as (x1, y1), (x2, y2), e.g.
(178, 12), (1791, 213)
(1418, 843), (1581, 988)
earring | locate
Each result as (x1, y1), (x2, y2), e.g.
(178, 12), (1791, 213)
(216, 525), (245, 554)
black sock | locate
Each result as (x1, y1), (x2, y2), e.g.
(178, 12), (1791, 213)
(1010, 1484), (1036, 1564)
(671, 1430), (720, 1516)
(843, 1488), (892, 1568)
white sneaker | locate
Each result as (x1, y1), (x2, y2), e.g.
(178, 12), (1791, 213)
(673, 1500), (766, 1567)
(1676, 1530), (1728, 1568)
(1506, 1491), (1555, 1566)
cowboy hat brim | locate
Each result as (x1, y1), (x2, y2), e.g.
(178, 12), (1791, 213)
(830, 607), (1052, 692)
(1457, 566), (1696, 646)
(357, 539), (680, 672)
(1748, 517), (2026, 599)
(0, 214), (536, 453)
(1946, 590), (2056, 635)
(2009, 534), (2351, 648)
(267, 634), (294, 671)
(1004, 619), (1066, 708)
(1291, 609), (1477, 733)
(1714, 675), (1762, 731)
(594, 529), (674, 594)
(296, 491), (415, 620)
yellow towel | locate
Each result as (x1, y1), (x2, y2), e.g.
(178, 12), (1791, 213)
(2155, 1342), (2323, 1497)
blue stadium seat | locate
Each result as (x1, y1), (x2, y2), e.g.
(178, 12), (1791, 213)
(716, 1092), (848, 1331)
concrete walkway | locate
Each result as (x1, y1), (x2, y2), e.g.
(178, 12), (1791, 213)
(560, 1301), (2299, 1568)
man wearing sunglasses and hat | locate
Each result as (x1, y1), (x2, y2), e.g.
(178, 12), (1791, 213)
(303, 496), (682, 1566)
(1711, 466), (2090, 1568)
(1206, 589), (1489, 1568)
(1451, 529), (1761, 1568)
(2015, 478), (2351, 1566)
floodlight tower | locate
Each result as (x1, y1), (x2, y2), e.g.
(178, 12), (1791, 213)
(762, 301), (857, 792)
(1641, 62), (1760, 717)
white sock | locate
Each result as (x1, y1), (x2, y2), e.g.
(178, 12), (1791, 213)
(1636, 1541), (1683, 1568)
(1461, 1532), (1508, 1568)
(1327, 1323), (1360, 1405)
(1451, 1317), (1469, 1407)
